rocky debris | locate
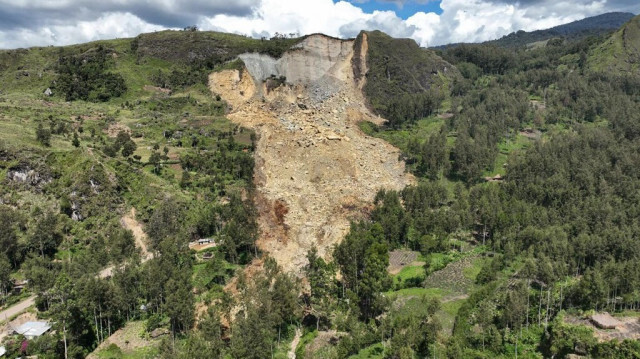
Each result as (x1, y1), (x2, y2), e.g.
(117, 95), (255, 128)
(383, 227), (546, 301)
(210, 34), (413, 273)
(6, 167), (51, 189)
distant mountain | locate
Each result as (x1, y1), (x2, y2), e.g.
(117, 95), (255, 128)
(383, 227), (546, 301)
(588, 14), (640, 73)
(489, 12), (635, 48)
(435, 12), (635, 49)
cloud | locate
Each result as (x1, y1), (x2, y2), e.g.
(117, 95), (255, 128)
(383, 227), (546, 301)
(0, 12), (164, 49)
(0, 0), (638, 49)
(0, 0), (259, 30)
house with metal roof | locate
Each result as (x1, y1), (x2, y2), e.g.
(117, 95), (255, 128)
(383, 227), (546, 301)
(12, 321), (51, 339)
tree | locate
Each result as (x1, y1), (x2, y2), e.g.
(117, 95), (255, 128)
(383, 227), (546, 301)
(165, 275), (194, 335)
(36, 123), (51, 146)
(0, 255), (12, 299)
(359, 241), (391, 319)
(29, 212), (62, 258)
(72, 132), (80, 147)
(0, 206), (20, 267)
(121, 139), (136, 157)
(304, 247), (336, 330)
(147, 198), (183, 248)
(371, 190), (407, 247)
(48, 274), (75, 359)
(334, 222), (390, 320)
(149, 152), (162, 174)
(180, 170), (191, 188)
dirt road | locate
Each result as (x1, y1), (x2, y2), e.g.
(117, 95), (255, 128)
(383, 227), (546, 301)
(0, 295), (36, 323)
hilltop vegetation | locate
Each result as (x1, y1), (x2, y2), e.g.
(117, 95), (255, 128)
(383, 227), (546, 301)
(489, 12), (635, 48)
(589, 14), (640, 73)
(349, 20), (640, 358)
(356, 30), (457, 128)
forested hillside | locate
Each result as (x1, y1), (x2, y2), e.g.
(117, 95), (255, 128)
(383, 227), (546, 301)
(489, 12), (635, 48)
(1, 17), (640, 359)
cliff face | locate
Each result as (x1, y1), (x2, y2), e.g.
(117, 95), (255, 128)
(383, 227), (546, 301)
(240, 35), (353, 88)
(210, 34), (414, 272)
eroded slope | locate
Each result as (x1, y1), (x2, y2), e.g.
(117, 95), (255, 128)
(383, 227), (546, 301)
(210, 34), (414, 272)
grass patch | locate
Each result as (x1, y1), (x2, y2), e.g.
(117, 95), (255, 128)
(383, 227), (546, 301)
(385, 287), (449, 301)
(483, 133), (531, 177)
(394, 265), (425, 282)
(96, 344), (159, 359)
(348, 342), (385, 359)
(295, 329), (319, 359)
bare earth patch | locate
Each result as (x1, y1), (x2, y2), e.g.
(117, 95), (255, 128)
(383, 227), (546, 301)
(564, 314), (640, 342)
(98, 208), (152, 278)
(87, 321), (160, 359)
(105, 122), (131, 138)
(388, 250), (420, 275)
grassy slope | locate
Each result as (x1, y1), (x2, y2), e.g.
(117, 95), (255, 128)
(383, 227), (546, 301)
(0, 31), (267, 347)
(133, 30), (302, 64)
(588, 14), (640, 73)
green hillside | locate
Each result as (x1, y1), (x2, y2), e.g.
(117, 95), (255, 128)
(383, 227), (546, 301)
(588, 14), (640, 72)
(2, 24), (640, 358)
(355, 30), (458, 128)
(0, 30), (264, 358)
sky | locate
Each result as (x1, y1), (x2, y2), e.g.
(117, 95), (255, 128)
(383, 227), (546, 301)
(0, 0), (638, 49)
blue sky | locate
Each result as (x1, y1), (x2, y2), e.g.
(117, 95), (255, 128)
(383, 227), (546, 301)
(344, 0), (444, 19)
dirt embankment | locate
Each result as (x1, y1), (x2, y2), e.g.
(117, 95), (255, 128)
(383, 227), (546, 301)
(210, 34), (414, 273)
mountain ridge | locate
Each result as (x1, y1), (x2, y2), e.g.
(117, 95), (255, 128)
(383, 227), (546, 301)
(435, 11), (635, 49)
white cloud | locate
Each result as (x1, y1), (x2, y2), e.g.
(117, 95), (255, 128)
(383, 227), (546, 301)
(0, 0), (636, 49)
(0, 12), (164, 49)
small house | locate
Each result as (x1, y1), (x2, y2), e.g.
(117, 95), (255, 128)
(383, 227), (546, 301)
(12, 279), (28, 294)
(202, 252), (214, 260)
(198, 238), (213, 245)
(13, 321), (51, 339)
(590, 313), (621, 329)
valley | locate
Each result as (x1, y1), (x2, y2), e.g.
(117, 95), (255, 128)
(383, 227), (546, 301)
(0, 12), (639, 359)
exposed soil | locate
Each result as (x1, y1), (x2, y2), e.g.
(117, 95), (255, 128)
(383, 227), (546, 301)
(424, 255), (478, 296)
(105, 122), (131, 138)
(210, 34), (414, 273)
(564, 315), (640, 342)
(288, 327), (302, 359)
(121, 208), (152, 261)
(98, 208), (152, 278)
(87, 320), (160, 359)
(388, 250), (420, 275)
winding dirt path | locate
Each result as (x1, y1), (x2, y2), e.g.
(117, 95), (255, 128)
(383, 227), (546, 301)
(120, 208), (152, 261)
(288, 327), (302, 359)
(98, 208), (152, 279)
